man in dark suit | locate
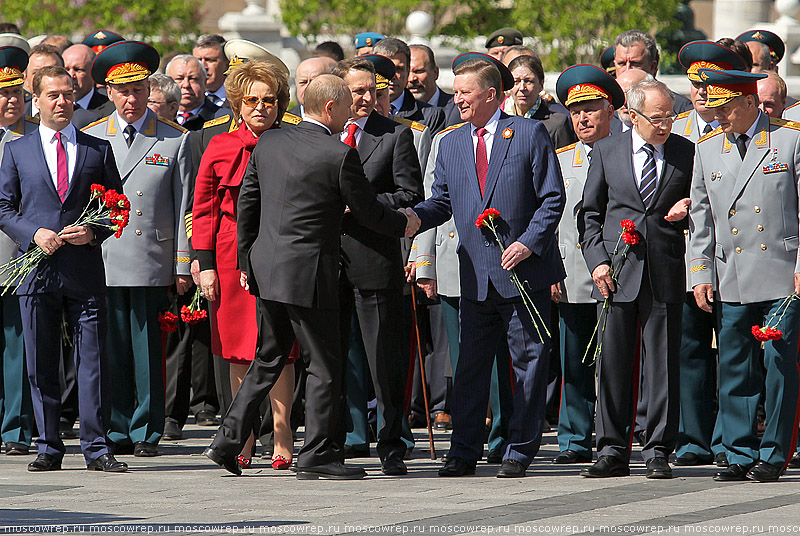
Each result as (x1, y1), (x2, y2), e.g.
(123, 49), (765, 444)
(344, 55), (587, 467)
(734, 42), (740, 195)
(289, 56), (336, 118)
(412, 53), (566, 478)
(165, 54), (219, 131)
(0, 66), (126, 472)
(203, 74), (416, 479)
(580, 78), (694, 479)
(23, 44), (63, 118)
(372, 38), (446, 135)
(332, 58), (423, 474)
(62, 44), (113, 118)
(408, 44), (461, 128)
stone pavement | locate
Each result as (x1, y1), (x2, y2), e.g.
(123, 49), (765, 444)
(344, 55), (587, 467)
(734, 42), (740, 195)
(1, 423), (799, 535)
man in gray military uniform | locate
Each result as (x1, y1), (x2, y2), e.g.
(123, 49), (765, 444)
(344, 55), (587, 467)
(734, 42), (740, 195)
(83, 40), (193, 458)
(550, 64), (623, 465)
(689, 68), (800, 482)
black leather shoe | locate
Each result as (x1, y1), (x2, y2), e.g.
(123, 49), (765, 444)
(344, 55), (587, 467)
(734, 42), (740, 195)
(646, 457), (673, 479)
(296, 461), (366, 480)
(343, 445), (370, 459)
(486, 448), (504, 464)
(381, 454), (408, 476)
(580, 455), (629, 478)
(553, 450), (592, 464)
(496, 459), (526, 478)
(28, 453), (62, 472)
(87, 454), (128, 472)
(195, 410), (220, 427)
(438, 456), (476, 477)
(203, 446), (241, 476)
(713, 463), (754, 481)
(788, 451), (800, 469)
(162, 420), (182, 440)
(746, 461), (785, 482)
(5, 442), (29, 456)
(674, 452), (713, 466)
(715, 452), (729, 467)
(634, 431), (646, 447)
(134, 442), (158, 457)
(59, 421), (78, 440)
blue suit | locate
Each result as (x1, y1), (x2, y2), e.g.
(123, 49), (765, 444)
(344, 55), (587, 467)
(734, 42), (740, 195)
(414, 112), (565, 466)
(0, 130), (123, 463)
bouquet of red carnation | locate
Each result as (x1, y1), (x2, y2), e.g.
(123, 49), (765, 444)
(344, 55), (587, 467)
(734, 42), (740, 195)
(476, 208), (550, 342)
(584, 219), (641, 364)
(180, 287), (208, 324)
(0, 184), (130, 295)
(158, 311), (179, 333)
(752, 293), (797, 342)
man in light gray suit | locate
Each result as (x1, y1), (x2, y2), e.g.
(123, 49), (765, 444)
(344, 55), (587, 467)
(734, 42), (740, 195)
(689, 68), (800, 482)
(83, 41), (193, 458)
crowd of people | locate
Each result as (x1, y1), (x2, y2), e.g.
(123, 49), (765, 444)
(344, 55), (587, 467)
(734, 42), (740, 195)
(0, 19), (799, 482)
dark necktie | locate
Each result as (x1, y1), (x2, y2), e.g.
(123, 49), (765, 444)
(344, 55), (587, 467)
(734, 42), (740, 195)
(736, 134), (749, 160)
(703, 124), (713, 135)
(73, 103), (81, 110)
(0, 128), (6, 140)
(475, 127), (488, 197)
(639, 143), (657, 206)
(124, 125), (136, 148)
(55, 131), (69, 202)
(343, 123), (358, 148)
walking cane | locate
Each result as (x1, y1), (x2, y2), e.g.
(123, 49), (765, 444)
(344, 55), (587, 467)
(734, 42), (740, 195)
(409, 283), (437, 460)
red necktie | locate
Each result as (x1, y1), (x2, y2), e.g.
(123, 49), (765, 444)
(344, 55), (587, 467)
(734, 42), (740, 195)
(475, 127), (488, 197)
(55, 131), (68, 202)
(343, 123), (358, 148)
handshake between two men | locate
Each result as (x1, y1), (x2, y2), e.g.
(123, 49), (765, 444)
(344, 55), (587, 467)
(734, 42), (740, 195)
(402, 207), (421, 238)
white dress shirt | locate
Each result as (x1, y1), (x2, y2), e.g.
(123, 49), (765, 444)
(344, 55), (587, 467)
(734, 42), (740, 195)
(390, 91), (406, 115)
(631, 126), (665, 188)
(206, 86), (226, 108)
(471, 107), (502, 163)
(339, 116), (369, 147)
(75, 87), (96, 111)
(38, 122), (78, 190)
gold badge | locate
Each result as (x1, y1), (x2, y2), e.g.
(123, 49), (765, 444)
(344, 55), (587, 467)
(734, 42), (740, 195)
(94, 31), (107, 39)
(498, 36), (505, 44)
(502, 128), (513, 139)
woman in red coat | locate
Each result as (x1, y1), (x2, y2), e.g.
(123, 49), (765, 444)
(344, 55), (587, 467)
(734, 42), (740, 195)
(193, 59), (295, 470)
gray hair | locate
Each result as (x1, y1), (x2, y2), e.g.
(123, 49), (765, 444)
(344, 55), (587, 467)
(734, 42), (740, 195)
(304, 74), (350, 116)
(615, 30), (659, 66)
(165, 54), (207, 83)
(148, 73), (181, 105)
(626, 78), (674, 112)
(194, 34), (225, 51)
(372, 38), (411, 64)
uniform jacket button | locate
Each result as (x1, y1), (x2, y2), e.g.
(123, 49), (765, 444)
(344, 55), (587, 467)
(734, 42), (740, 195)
(135, 229), (142, 236)
(484, 240), (490, 247)
(760, 244), (767, 250)
(136, 191), (143, 196)
(449, 232), (454, 238)
(735, 246), (742, 254)
(135, 210), (142, 216)
(731, 228), (738, 235)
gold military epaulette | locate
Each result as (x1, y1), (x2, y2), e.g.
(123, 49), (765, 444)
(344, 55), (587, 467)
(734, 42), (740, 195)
(159, 117), (187, 133)
(771, 116), (800, 131)
(556, 142), (578, 154)
(281, 112), (302, 125)
(437, 122), (466, 136)
(698, 127), (723, 143)
(82, 115), (109, 131)
(25, 115), (39, 124)
(203, 115), (231, 129)
(676, 110), (692, 120)
(393, 116), (427, 132)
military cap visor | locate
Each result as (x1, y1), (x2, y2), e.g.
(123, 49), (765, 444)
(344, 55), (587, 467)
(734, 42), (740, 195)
(0, 33), (30, 54)
(354, 32), (385, 49)
(600, 46), (616, 74)
(485, 28), (523, 50)
(82, 30), (124, 54)
(696, 68), (766, 108)
(452, 52), (515, 92)
(358, 54), (395, 90)
(678, 40), (748, 82)
(556, 63), (625, 110)
(91, 40), (160, 85)
(223, 39), (289, 77)
(0, 46), (28, 88)
(736, 29), (785, 63)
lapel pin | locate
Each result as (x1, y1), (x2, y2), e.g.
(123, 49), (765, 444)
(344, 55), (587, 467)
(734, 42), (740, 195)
(502, 128), (513, 139)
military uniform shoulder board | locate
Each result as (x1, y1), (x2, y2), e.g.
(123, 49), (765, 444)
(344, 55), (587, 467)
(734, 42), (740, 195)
(698, 127), (723, 143)
(203, 115), (231, 129)
(555, 142), (578, 155)
(281, 112), (302, 125)
(676, 110), (692, 120)
(158, 117), (188, 133)
(771, 116), (800, 131)
(25, 115), (39, 124)
(393, 116), (427, 132)
(82, 115), (109, 131)
(541, 91), (556, 102)
(784, 100), (800, 112)
(437, 122), (466, 136)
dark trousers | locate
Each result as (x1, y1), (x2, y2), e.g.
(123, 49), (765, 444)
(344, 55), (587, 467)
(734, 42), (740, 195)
(595, 275), (681, 461)
(21, 290), (110, 462)
(212, 298), (343, 468)
(450, 285), (550, 466)
(0, 293), (32, 446)
(717, 299), (800, 466)
(106, 286), (167, 446)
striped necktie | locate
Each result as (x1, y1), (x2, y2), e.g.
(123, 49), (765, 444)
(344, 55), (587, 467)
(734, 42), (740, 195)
(639, 143), (657, 206)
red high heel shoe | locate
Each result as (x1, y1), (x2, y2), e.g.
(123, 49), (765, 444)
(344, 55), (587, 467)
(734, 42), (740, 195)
(237, 455), (252, 469)
(271, 454), (291, 470)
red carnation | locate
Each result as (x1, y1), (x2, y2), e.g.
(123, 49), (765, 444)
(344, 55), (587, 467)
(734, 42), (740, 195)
(621, 219), (635, 233)
(90, 184), (106, 198)
(622, 231), (640, 245)
(158, 311), (178, 332)
(476, 208), (501, 228)
(752, 325), (770, 342)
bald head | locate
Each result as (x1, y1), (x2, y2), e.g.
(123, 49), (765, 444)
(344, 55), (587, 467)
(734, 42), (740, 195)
(62, 44), (96, 100)
(616, 68), (653, 127)
(295, 56), (336, 106)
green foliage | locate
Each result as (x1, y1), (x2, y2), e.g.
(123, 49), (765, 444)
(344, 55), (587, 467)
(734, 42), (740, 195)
(0, 0), (202, 55)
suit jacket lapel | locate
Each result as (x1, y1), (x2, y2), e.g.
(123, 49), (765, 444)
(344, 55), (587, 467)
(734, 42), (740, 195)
(64, 136), (88, 203)
(481, 115), (513, 209)
(357, 115), (381, 162)
(730, 113), (771, 206)
(29, 133), (61, 201)
(456, 123), (481, 201)
(120, 110), (158, 179)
